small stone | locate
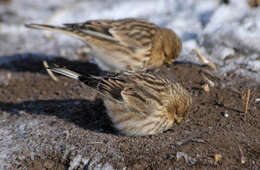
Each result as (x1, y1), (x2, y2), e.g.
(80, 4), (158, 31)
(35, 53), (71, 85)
(214, 154), (222, 163)
(44, 160), (55, 169)
(202, 83), (210, 92)
(221, 111), (229, 118)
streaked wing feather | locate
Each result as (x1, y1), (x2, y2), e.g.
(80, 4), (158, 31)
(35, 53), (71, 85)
(66, 19), (157, 49)
(79, 72), (126, 102)
(121, 87), (149, 115)
(97, 78), (125, 101)
(109, 22), (157, 49)
(64, 22), (118, 42)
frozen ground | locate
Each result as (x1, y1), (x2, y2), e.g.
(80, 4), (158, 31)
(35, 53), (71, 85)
(0, 0), (260, 169)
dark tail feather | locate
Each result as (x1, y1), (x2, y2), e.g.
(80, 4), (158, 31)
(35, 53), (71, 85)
(47, 66), (101, 89)
(48, 65), (123, 102)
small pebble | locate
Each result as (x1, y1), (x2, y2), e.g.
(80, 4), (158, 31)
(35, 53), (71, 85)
(214, 154), (222, 163)
(221, 111), (229, 117)
(202, 83), (210, 92)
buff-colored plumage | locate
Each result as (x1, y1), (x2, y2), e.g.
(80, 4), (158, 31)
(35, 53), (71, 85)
(48, 66), (192, 136)
(26, 18), (182, 72)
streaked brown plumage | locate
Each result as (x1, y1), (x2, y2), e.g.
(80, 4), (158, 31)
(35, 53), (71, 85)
(48, 66), (192, 136)
(26, 18), (182, 72)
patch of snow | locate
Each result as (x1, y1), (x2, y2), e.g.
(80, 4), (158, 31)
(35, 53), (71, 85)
(1, 0), (259, 82)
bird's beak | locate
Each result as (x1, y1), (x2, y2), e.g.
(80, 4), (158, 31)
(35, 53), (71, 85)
(174, 115), (183, 124)
(165, 59), (173, 66)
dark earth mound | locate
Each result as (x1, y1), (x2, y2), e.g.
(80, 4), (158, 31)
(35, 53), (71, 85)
(0, 56), (259, 169)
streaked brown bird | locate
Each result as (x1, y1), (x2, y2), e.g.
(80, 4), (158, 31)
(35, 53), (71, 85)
(26, 18), (182, 72)
(48, 66), (192, 136)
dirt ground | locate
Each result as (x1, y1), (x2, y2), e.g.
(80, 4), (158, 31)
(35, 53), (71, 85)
(0, 55), (259, 169)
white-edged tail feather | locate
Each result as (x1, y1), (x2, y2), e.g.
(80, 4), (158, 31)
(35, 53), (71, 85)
(25, 23), (118, 42)
(25, 24), (85, 39)
(49, 68), (81, 80)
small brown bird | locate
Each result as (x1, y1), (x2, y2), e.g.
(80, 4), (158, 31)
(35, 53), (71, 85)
(26, 18), (182, 72)
(48, 66), (192, 136)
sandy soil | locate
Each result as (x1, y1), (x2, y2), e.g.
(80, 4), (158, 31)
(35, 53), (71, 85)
(0, 55), (259, 169)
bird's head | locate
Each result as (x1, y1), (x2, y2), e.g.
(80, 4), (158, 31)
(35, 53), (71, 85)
(166, 84), (192, 124)
(161, 28), (182, 66)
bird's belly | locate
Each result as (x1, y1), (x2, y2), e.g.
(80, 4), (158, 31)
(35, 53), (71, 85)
(104, 100), (173, 136)
(91, 50), (144, 72)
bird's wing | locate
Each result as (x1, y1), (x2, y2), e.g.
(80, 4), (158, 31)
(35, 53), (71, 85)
(77, 71), (126, 103)
(81, 71), (156, 115)
(26, 20), (118, 42)
(95, 76), (126, 101)
(67, 19), (158, 49)
(120, 86), (151, 115)
(48, 66), (162, 115)
(26, 19), (158, 49)
(48, 66), (125, 102)
(108, 19), (158, 49)
(119, 71), (169, 115)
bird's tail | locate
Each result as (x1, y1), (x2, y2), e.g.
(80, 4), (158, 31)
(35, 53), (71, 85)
(25, 23), (85, 39)
(48, 65), (102, 90)
(48, 65), (123, 102)
(48, 67), (81, 80)
(25, 23), (117, 42)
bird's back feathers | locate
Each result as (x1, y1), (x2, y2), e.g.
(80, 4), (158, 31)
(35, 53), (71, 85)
(48, 67), (126, 102)
(48, 66), (174, 113)
(25, 19), (158, 50)
(26, 18), (183, 72)
(25, 23), (118, 42)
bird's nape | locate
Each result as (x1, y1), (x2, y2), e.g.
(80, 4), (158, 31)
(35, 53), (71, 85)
(161, 28), (182, 65)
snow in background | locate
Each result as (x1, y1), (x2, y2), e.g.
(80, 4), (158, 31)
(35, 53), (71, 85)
(1, 0), (260, 80)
